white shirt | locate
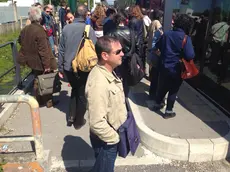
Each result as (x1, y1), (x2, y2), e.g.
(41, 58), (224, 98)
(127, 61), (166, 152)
(143, 15), (151, 27)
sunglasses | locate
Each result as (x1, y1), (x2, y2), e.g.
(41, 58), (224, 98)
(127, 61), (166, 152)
(46, 11), (51, 13)
(113, 49), (122, 55)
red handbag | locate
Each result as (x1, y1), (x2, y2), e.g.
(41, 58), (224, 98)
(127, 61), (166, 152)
(180, 35), (199, 79)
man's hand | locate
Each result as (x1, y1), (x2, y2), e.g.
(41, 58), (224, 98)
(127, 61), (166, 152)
(58, 72), (64, 79)
(44, 68), (50, 73)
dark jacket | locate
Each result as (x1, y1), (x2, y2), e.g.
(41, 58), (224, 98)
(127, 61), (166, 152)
(156, 28), (195, 75)
(106, 26), (132, 55)
(58, 17), (97, 72)
(59, 7), (66, 29)
(129, 17), (144, 55)
(103, 19), (116, 35)
(18, 22), (56, 71)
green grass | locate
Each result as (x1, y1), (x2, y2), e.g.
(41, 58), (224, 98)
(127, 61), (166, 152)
(0, 31), (31, 94)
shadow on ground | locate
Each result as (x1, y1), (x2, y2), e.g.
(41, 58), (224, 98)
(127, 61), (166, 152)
(61, 135), (94, 172)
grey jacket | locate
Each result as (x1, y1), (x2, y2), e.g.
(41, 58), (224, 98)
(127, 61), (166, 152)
(58, 17), (97, 72)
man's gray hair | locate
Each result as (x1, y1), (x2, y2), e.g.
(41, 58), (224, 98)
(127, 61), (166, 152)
(29, 7), (42, 22)
(75, 5), (87, 18)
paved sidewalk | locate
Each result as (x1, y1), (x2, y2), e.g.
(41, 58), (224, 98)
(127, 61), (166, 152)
(129, 78), (230, 162)
(131, 78), (230, 139)
(0, 82), (171, 171)
(1, 79), (230, 171)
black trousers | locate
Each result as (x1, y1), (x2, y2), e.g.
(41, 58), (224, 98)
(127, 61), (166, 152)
(149, 65), (160, 100)
(155, 68), (182, 111)
(64, 70), (89, 125)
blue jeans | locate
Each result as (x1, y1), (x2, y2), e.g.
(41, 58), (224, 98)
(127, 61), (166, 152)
(48, 36), (55, 53)
(90, 133), (118, 172)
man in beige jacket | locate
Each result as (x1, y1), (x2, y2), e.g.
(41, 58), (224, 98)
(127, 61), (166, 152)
(85, 36), (127, 172)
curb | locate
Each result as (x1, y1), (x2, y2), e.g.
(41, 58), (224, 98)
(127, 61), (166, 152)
(128, 80), (230, 162)
(0, 74), (34, 127)
(50, 155), (171, 170)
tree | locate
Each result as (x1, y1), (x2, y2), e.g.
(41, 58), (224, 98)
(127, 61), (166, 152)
(0, 0), (7, 2)
(43, 0), (67, 6)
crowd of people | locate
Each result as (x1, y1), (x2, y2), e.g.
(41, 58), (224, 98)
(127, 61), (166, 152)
(17, 2), (199, 171)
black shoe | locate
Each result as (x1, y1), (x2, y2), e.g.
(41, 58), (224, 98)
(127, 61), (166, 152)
(46, 100), (59, 108)
(152, 102), (165, 111)
(163, 111), (176, 119)
(67, 121), (72, 127)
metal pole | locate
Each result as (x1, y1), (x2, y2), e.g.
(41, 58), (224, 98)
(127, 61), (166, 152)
(12, 0), (18, 22)
(163, 0), (174, 32)
(88, 0), (90, 10)
(0, 95), (44, 161)
(11, 40), (21, 87)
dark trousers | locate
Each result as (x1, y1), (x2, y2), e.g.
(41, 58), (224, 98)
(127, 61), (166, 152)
(155, 69), (182, 111)
(149, 66), (160, 100)
(64, 70), (88, 125)
(90, 133), (118, 172)
(209, 42), (223, 72)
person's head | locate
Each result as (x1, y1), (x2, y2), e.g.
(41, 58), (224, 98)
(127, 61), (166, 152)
(150, 9), (163, 21)
(106, 8), (116, 18)
(66, 12), (74, 24)
(129, 5), (143, 20)
(113, 13), (126, 26)
(75, 4), (88, 19)
(47, 4), (53, 13)
(60, 0), (66, 7)
(174, 14), (194, 35)
(96, 36), (124, 70)
(29, 7), (42, 23)
(44, 6), (51, 15)
(93, 4), (106, 17)
(101, 1), (108, 11)
(87, 11), (91, 18)
(34, 2), (42, 9)
(141, 8), (147, 16)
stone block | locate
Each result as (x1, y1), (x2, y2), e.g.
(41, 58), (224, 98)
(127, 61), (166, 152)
(188, 139), (213, 162)
(211, 136), (230, 161)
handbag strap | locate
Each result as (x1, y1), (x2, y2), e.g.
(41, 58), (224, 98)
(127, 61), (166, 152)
(182, 35), (187, 49)
(211, 24), (226, 36)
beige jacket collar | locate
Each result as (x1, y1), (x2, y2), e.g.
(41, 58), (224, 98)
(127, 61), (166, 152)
(97, 64), (121, 83)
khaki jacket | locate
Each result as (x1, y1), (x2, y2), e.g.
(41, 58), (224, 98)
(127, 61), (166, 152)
(85, 65), (127, 145)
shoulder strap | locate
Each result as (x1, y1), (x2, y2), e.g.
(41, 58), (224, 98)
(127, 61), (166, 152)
(84, 25), (90, 38)
(182, 35), (187, 49)
(75, 26), (87, 57)
(127, 29), (136, 56)
(211, 24), (226, 36)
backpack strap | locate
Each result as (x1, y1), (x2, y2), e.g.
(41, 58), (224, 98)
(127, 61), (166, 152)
(84, 25), (90, 38)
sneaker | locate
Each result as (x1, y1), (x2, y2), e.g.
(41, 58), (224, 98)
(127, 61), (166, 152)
(163, 110), (176, 119)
